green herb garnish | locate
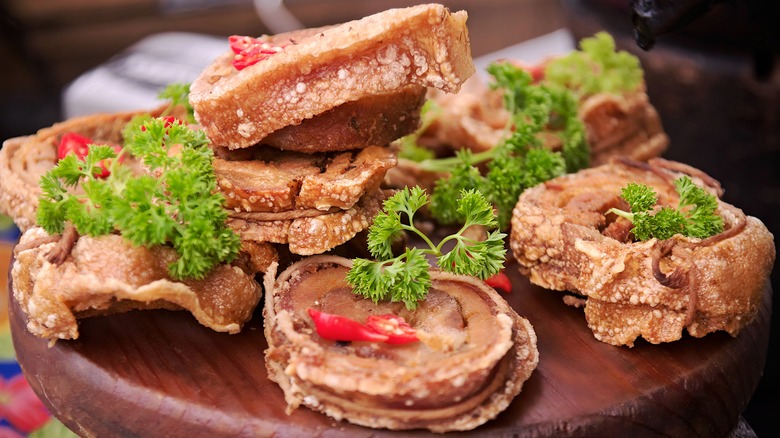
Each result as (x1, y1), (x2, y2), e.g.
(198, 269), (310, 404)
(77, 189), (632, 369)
(606, 176), (724, 241)
(544, 31), (643, 99)
(397, 99), (441, 162)
(346, 186), (506, 310)
(157, 82), (196, 123)
(37, 118), (240, 280)
(420, 63), (583, 228)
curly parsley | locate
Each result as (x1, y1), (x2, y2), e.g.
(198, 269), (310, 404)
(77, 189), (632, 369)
(157, 83), (196, 123)
(606, 176), (724, 241)
(421, 63), (583, 228)
(409, 33), (644, 229)
(346, 187), (506, 310)
(544, 31), (643, 99)
(397, 99), (441, 162)
(37, 118), (240, 280)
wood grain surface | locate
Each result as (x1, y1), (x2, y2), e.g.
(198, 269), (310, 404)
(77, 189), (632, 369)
(8, 260), (771, 437)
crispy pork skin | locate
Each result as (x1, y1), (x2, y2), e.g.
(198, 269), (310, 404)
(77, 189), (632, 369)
(190, 4), (474, 149)
(510, 158), (775, 346)
(12, 228), (267, 340)
(227, 189), (385, 255)
(215, 145), (396, 213)
(263, 255), (538, 432)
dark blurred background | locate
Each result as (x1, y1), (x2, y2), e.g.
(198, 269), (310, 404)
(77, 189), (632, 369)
(1, 0), (777, 435)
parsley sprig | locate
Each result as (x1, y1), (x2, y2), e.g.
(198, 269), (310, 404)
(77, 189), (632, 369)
(421, 62), (585, 228)
(606, 176), (724, 241)
(157, 83), (196, 123)
(397, 100), (441, 162)
(397, 32), (644, 230)
(37, 118), (240, 280)
(346, 187), (506, 310)
(544, 32), (643, 99)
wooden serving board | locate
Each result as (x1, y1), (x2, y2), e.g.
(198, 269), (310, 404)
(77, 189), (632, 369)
(8, 260), (771, 437)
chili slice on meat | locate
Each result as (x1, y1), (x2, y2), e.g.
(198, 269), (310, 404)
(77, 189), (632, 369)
(307, 309), (419, 344)
(366, 314), (419, 344)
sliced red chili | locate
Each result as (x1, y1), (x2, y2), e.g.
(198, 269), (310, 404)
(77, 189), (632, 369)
(93, 145), (124, 178)
(485, 270), (512, 293)
(528, 63), (545, 82)
(140, 116), (180, 132)
(229, 35), (284, 70)
(365, 314), (418, 344)
(229, 35), (258, 54)
(512, 60), (546, 82)
(307, 308), (388, 343)
(57, 132), (91, 160)
(57, 132), (123, 179)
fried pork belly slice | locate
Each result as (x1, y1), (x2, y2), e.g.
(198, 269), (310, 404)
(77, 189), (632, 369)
(510, 158), (775, 346)
(421, 75), (668, 159)
(214, 145), (396, 213)
(0, 107), (167, 232)
(263, 256), (538, 432)
(12, 228), (266, 341)
(227, 189), (385, 255)
(578, 89), (668, 165)
(261, 85), (426, 153)
(383, 156), (444, 194)
(190, 4), (474, 149)
(423, 76), (507, 154)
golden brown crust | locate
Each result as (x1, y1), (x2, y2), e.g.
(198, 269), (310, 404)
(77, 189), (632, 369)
(0, 136), (42, 232)
(216, 145), (396, 213)
(509, 159), (775, 346)
(227, 189), (386, 255)
(580, 90), (669, 165)
(423, 77), (507, 154)
(12, 228), (265, 340)
(262, 255), (538, 432)
(190, 4), (474, 149)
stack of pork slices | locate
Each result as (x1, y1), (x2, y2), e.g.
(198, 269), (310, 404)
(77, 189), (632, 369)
(190, 3), (475, 262)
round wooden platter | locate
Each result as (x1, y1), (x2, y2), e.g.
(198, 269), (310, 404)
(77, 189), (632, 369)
(8, 260), (771, 437)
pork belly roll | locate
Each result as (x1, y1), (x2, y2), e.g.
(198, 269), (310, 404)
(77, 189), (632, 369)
(510, 157), (775, 346)
(263, 255), (538, 432)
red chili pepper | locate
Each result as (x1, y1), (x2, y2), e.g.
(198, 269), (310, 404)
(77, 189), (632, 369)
(485, 271), (512, 294)
(141, 116), (180, 131)
(229, 35), (259, 54)
(511, 60), (546, 82)
(57, 132), (91, 160)
(366, 314), (419, 344)
(308, 308), (389, 343)
(57, 132), (123, 178)
(229, 35), (284, 70)
(0, 374), (51, 433)
(528, 64), (545, 82)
